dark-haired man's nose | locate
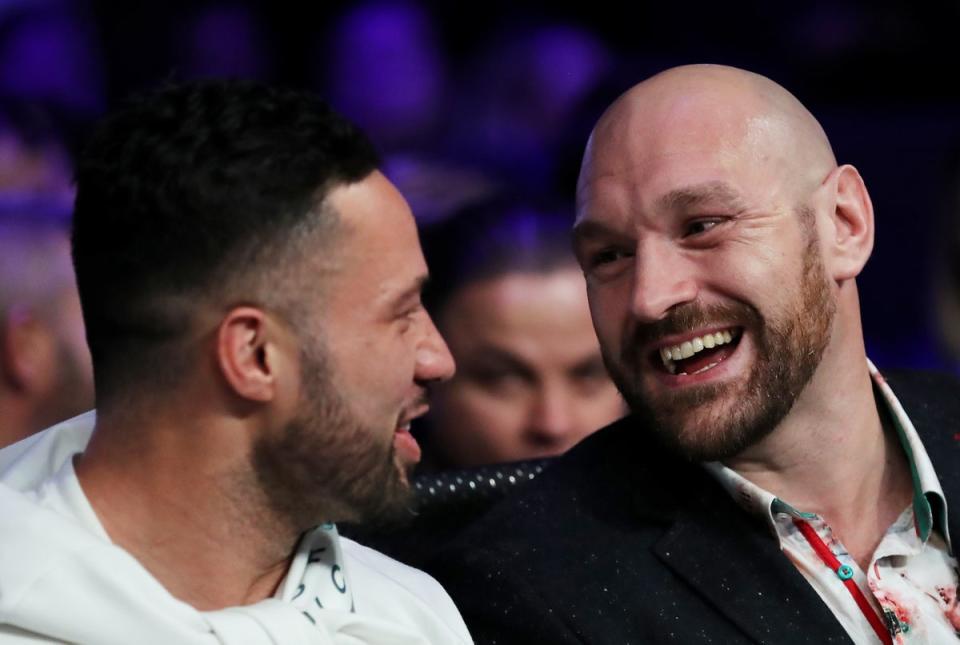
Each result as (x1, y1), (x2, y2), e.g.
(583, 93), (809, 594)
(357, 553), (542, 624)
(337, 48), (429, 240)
(415, 313), (456, 385)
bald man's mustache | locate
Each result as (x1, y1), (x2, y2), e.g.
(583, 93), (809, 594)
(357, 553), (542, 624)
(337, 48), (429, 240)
(621, 301), (762, 364)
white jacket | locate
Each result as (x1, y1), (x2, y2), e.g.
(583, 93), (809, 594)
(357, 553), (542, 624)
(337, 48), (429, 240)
(0, 413), (472, 644)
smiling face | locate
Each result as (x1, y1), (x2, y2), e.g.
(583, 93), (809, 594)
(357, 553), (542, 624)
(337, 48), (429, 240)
(253, 171), (455, 525)
(430, 267), (623, 467)
(574, 66), (839, 461)
(322, 171), (456, 476)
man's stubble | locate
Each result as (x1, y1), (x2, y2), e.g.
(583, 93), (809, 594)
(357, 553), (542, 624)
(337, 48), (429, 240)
(605, 207), (836, 462)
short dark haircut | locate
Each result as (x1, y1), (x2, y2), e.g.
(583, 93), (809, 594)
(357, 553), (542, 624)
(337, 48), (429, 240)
(421, 198), (578, 323)
(73, 79), (379, 403)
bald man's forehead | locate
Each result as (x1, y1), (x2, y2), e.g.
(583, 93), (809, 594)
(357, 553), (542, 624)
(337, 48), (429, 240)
(579, 106), (762, 190)
(578, 65), (836, 208)
(595, 82), (789, 159)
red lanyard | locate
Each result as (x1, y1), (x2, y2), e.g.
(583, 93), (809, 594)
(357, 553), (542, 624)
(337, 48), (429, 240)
(793, 518), (893, 645)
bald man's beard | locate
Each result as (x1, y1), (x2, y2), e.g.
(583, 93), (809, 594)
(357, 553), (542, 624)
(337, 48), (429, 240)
(605, 218), (835, 462)
(251, 339), (413, 532)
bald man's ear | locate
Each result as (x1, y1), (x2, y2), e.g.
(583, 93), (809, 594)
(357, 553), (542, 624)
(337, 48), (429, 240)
(217, 307), (289, 403)
(821, 164), (875, 282)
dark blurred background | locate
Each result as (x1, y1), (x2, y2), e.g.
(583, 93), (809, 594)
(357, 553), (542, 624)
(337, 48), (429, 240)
(3, 0), (959, 371)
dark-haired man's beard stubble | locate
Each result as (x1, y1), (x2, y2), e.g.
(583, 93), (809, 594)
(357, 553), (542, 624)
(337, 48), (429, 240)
(604, 224), (836, 463)
(251, 339), (413, 533)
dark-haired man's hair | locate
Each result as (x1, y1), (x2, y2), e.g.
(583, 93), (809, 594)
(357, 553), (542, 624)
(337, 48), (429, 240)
(73, 79), (379, 403)
(421, 198), (577, 323)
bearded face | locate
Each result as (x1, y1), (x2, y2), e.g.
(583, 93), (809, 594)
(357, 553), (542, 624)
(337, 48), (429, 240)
(252, 336), (415, 531)
(603, 210), (835, 462)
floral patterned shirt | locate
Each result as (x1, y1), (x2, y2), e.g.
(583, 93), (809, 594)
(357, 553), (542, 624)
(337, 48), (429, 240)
(705, 362), (960, 644)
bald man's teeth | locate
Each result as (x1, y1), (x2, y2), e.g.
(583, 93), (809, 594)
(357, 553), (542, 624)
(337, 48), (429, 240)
(659, 330), (736, 374)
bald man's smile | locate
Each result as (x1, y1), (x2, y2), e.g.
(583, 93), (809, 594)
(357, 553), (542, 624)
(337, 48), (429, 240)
(655, 326), (740, 376)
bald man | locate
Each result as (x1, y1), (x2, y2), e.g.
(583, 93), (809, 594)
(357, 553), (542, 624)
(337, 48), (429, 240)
(426, 65), (960, 644)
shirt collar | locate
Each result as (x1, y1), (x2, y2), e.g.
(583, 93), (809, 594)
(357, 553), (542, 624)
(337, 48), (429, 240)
(704, 359), (951, 547)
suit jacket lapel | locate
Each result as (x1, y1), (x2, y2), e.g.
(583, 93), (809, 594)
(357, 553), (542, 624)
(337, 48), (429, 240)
(614, 370), (960, 644)
(884, 371), (960, 547)
(647, 469), (851, 644)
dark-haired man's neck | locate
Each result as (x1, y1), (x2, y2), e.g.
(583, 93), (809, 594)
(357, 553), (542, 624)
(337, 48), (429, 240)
(74, 406), (306, 611)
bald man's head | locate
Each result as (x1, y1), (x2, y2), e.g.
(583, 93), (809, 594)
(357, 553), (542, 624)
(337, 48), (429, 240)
(572, 64), (876, 462)
(577, 65), (837, 217)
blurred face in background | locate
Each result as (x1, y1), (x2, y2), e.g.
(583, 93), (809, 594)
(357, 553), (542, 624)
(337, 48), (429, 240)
(36, 236), (95, 427)
(0, 229), (94, 447)
(429, 266), (624, 467)
(0, 126), (94, 445)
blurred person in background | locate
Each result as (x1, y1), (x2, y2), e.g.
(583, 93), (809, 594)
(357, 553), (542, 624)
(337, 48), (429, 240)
(318, 1), (499, 226)
(341, 199), (624, 569)
(936, 151), (960, 369)
(448, 23), (612, 192)
(0, 109), (93, 447)
(417, 199), (624, 470)
(318, 0), (447, 152)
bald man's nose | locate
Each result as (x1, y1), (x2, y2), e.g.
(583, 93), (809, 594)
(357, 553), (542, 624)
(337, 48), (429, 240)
(630, 238), (698, 322)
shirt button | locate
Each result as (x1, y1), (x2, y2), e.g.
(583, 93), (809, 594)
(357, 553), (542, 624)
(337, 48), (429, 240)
(836, 564), (854, 580)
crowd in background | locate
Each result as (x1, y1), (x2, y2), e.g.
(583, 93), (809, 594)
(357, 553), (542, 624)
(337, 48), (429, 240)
(1, 0), (960, 457)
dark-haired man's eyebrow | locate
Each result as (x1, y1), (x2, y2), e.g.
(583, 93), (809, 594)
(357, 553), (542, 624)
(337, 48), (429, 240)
(388, 273), (429, 314)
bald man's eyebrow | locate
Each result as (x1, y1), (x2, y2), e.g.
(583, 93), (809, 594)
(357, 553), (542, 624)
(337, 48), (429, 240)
(656, 182), (747, 214)
(572, 219), (621, 245)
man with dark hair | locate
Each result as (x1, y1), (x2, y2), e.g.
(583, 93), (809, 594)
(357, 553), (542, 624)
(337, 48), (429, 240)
(428, 65), (960, 643)
(417, 199), (623, 469)
(0, 80), (470, 644)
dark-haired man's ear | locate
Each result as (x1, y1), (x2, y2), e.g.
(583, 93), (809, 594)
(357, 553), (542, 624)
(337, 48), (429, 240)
(216, 307), (285, 403)
(822, 164), (875, 282)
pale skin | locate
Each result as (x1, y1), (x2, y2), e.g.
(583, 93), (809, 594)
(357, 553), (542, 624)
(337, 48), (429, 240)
(575, 65), (913, 570)
(75, 172), (454, 610)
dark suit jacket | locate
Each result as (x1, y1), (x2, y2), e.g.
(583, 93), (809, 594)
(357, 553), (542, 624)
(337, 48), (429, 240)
(425, 371), (960, 644)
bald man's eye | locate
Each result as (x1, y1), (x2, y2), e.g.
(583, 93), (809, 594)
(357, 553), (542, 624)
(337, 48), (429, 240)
(683, 218), (725, 237)
(586, 247), (633, 269)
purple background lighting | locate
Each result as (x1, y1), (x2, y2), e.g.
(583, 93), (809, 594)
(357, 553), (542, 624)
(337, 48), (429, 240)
(1, 0), (958, 371)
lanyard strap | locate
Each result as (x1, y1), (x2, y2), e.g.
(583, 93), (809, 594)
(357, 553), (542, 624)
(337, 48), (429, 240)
(792, 518), (893, 645)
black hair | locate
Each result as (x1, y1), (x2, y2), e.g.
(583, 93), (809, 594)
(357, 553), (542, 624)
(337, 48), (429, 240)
(420, 197), (578, 323)
(72, 79), (379, 401)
